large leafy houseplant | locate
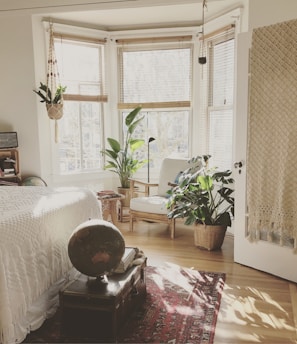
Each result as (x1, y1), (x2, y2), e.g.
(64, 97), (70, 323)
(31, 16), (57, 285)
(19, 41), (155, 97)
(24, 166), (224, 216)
(167, 155), (234, 227)
(101, 106), (147, 189)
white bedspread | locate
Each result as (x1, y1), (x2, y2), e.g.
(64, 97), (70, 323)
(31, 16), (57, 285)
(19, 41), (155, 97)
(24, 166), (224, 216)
(0, 186), (102, 344)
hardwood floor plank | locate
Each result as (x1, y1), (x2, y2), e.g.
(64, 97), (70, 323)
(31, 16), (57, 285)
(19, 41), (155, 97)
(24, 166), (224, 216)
(116, 220), (297, 343)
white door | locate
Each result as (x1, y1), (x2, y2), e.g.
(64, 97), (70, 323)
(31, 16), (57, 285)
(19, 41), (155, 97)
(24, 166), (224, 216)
(233, 33), (297, 283)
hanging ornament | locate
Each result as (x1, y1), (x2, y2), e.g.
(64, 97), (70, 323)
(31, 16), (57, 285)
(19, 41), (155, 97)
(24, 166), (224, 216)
(199, 0), (207, 65)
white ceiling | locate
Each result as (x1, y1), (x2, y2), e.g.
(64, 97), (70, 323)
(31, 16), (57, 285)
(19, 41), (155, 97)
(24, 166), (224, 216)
(44, 0), (241, 31)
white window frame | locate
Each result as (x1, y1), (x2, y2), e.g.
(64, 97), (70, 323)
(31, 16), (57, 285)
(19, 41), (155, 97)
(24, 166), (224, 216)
(48, 26), (109, 183)
(197, 23), (236, 170)
(116, 36), (194, 178)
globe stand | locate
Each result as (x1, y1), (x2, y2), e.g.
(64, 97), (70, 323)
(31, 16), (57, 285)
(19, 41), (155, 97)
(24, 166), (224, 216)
(87, 274), (109, 290)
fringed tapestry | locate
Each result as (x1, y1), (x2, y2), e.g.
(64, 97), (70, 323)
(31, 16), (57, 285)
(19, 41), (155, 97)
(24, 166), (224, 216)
(247, 19), (297, 251)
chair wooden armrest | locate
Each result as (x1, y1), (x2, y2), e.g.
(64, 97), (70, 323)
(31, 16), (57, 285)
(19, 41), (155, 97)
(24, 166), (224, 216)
(168, 182), (177, 187)
(129, 178), (159, 197)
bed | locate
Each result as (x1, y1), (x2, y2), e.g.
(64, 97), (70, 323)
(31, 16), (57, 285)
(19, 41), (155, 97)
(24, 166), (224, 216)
(0, 186), (102, 344)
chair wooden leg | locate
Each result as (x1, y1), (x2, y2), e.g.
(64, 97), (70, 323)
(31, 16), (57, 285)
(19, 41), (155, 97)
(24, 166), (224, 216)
(130, 215), (134, 232)
(170, 219), (175, 239)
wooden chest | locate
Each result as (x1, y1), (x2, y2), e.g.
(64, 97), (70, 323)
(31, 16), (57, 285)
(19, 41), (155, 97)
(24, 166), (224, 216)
(59, 262), (146, 342)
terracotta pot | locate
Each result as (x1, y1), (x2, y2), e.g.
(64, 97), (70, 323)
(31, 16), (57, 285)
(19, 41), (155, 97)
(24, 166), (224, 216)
(194, 223), (227, 251)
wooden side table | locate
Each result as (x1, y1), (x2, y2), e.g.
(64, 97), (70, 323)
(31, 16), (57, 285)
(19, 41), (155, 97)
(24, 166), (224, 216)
(59, 262), (147, 342)
(97, 192), (125, 224)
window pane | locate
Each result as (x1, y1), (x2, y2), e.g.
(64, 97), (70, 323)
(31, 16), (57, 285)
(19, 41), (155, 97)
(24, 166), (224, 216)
(122, 110), (189, 171)
(207, 33), (235, 171)
(211, 39), (234, 106)
(209, 109), (233, 170)
(58, 101), (103, 173)
(54, 39), (105, 174)
(55, 40), (104, 96)
(119, 43), (192, 174)
(120, 48), (192, 103)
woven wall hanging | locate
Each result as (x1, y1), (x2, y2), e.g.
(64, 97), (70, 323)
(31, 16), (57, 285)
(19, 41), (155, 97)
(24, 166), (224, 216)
(247, 18), (297, 251)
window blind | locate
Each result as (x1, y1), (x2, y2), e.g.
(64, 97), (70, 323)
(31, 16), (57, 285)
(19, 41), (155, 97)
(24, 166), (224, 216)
(209, 27), (235, 169)
(200, 25), (235, 169)
(118, 39), (193, 109)
(208, 37), (235, 107)
(54, 34), (107, 102)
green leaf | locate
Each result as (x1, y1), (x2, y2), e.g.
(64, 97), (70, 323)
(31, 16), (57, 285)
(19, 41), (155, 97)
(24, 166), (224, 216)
(198, 175), (213, 190)
(125, 106), (142, 126)
(103, 149), (118, 160)
(107, 138), (121, 153)
(130, 139), (145, 152)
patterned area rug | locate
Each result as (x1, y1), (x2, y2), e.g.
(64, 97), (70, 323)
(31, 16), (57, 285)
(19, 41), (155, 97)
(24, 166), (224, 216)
(24, 264), (225, 344)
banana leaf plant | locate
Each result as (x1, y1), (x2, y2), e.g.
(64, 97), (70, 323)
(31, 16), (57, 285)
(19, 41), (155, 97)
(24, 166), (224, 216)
(167, 156), (234, 227)
(101, 106), (147, 188)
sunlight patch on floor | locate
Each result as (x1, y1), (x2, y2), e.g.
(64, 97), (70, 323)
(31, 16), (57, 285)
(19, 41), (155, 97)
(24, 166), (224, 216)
(215, 327), (263, 343)
(219, 283), (295, 331)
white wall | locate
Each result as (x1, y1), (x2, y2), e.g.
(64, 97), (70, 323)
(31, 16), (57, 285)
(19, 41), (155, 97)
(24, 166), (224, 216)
(0, 14), (42, 177)
(249, 0), (297, 30)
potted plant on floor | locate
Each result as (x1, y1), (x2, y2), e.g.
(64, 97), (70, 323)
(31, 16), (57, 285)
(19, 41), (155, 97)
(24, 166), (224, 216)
(101, 106), (147, 206)
(167, 155), (234, 250)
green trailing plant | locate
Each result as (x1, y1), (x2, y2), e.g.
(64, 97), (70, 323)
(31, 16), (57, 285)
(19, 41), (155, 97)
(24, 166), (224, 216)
(101, 106), (147, 188)
(167, 155), (234, 227)
(33, 82), (66, 104)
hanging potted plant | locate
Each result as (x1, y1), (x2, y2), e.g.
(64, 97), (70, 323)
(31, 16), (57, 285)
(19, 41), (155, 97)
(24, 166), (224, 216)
(34, 22), (65, 142)
(167, 155), (234, 250)
(101, 106), (147, 206)
(33, 82), (66, 119)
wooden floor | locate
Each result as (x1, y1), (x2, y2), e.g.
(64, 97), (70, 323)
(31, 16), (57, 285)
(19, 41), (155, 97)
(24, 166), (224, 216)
(116, 220), (297, 344)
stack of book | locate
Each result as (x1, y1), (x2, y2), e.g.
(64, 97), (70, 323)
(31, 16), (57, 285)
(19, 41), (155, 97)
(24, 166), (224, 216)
(97, 190), (122, 199)
(114, 247), (136, 274)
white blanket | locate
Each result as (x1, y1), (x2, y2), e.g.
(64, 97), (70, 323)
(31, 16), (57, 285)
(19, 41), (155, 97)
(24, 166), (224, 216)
(0, 186), (102, 344)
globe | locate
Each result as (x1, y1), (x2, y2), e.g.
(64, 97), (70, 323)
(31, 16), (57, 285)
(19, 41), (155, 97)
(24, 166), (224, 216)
(68, 219), (125, 284)
(21, 176), (47, 186)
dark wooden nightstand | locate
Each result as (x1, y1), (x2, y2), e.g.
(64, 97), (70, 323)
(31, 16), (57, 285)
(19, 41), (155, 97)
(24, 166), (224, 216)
(59, 262), (146, 342)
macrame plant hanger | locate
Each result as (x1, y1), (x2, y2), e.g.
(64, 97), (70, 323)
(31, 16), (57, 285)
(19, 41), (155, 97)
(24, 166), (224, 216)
(46, 22), (63, 143)
(198, 0), (207, 80)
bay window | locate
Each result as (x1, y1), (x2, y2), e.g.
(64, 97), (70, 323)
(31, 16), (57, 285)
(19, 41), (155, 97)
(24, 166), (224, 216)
(51, 24), (235, 180)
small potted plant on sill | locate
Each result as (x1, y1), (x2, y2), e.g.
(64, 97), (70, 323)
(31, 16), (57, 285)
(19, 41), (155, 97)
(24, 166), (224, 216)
(33, 82), (66, 120)
(101, 106), (147, 206)
(167, 155), (234, 250)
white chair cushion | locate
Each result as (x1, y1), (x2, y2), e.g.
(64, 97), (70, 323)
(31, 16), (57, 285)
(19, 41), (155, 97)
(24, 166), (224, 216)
(130, 196), (168, 215)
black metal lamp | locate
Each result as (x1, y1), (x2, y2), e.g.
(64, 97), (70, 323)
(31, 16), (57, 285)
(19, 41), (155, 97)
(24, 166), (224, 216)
(147, 137), (155, 182)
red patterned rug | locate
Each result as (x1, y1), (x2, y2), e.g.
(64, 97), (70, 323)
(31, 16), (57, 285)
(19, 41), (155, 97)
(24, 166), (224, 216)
(24, 264), (225, 344)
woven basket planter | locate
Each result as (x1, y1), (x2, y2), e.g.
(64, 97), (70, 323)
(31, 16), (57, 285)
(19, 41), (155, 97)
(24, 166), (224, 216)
(46, 103), (63, 120)
(194, 224), (227, 251)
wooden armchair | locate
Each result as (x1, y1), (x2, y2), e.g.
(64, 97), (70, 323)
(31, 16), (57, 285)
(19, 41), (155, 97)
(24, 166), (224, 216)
(129, 157), (192, 239)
